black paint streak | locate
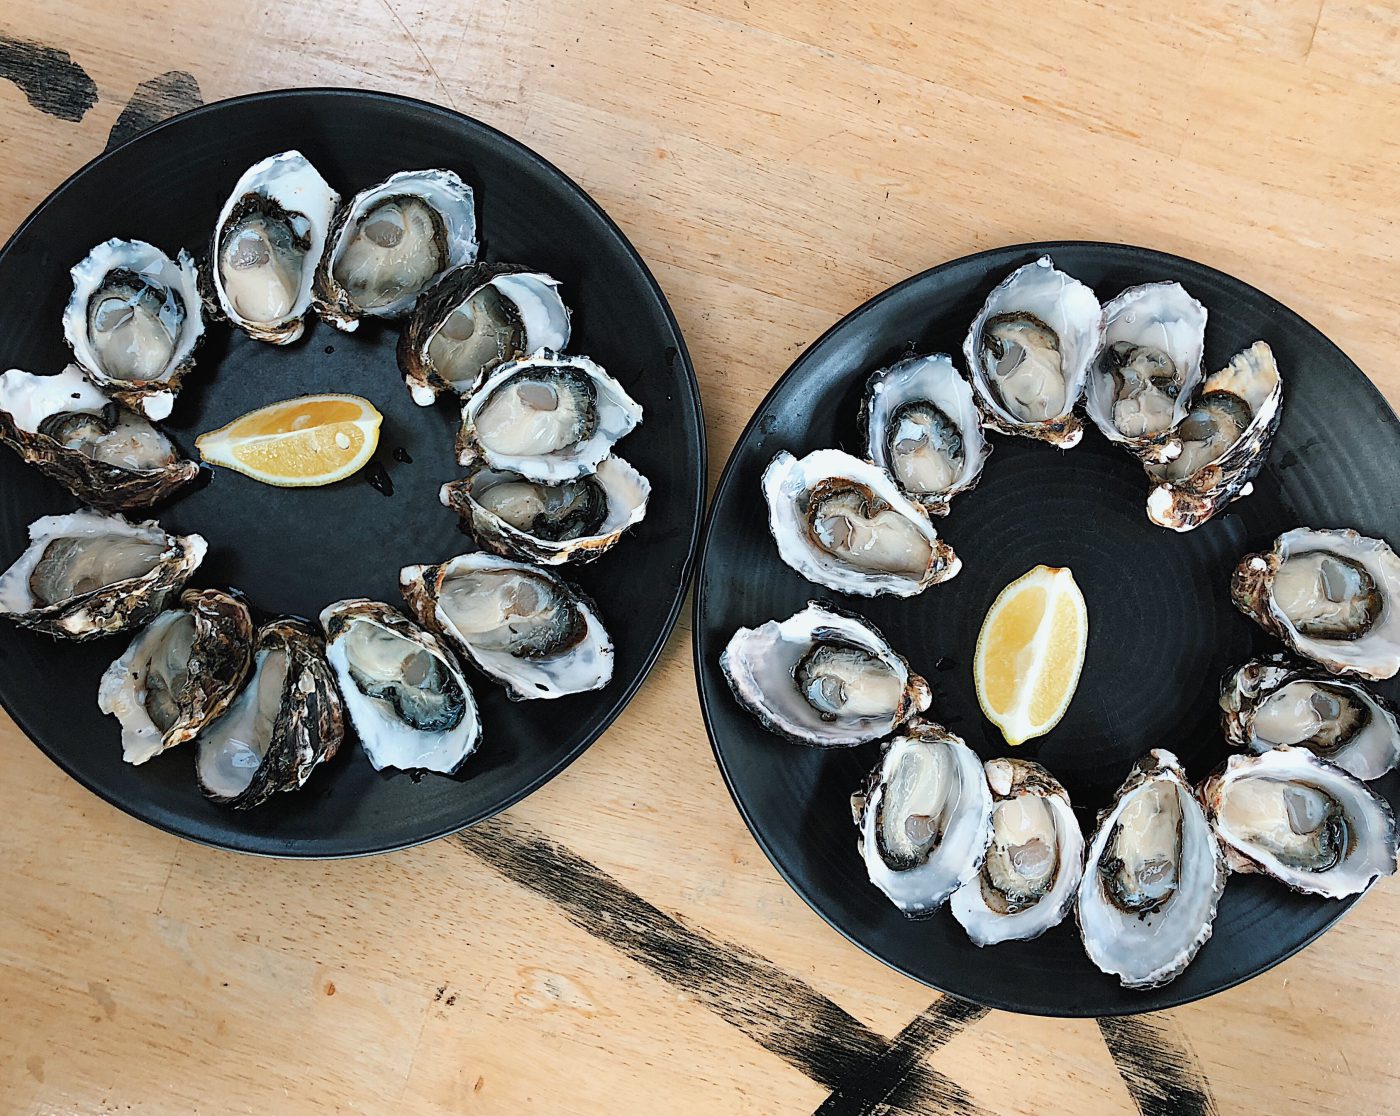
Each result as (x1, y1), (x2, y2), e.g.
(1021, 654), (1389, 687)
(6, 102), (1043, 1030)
(105, 70), (202, 150)
(1099, 1015), (1219, 1116)
(0, 35), (98, 122)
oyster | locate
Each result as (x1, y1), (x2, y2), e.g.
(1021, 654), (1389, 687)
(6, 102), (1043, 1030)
(1076, 749), (1226, 989)
(441, 455), (649, 566)
(211, 150), (339, 344)
(762, 448), (959, 597)
(951, 758), (1084, 946)
(315, 168), (478, 330)
(194, 618), (343, 808)
(401, 552), (612, 701)
(0, 509), (206, 640)
(97, 589), (253, 765)
(1084, 282), (1207, 463)
(1232, 528), (1400, 680)
(399, 262), (571, 404)
(1145, 341), (1282, 531)
(962, 256), (1103, 447)
(456, 351), (642, 482)
(0, 365), (199, 510)
(1200, 747), (1397, 898)
(720, 602), (931, 747)
(1221, 656), (1400, 781)
(321, 599), (481, 774)
(62, 238), (204, 420)
(860, 353), (989, 515)
(851, 722), (993, 916)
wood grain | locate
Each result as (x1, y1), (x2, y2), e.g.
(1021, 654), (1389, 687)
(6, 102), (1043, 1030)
(2, 1), (1399, 1112)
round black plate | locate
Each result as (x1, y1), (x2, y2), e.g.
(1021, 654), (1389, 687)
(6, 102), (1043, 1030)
(694, 242), (1400, 1016)
(0, 89), (704, 856)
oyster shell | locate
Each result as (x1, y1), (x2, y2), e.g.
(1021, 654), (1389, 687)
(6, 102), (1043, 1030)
(1220, 655), (1400, 781)
(1200, 747), (1397, 898)
(62, 238), (205, 420)
(440, 455), (649, 566)
(0, 365), (199, 510)
(399, 262), (571, 404)
(860, 353), (989, 515)
(1232, 528), (1400, 680)
(1145, 341), (1282, 531)
(951, 758), (1084, 946)
(1076, 749), (1226, 989)
(401, 552), (612, 701)
(321, 599), (481, 774)
(456, 351), (642, 482)
(762, 448), (959, 598)
(851, 722), (993, 916)
(1084, 282), (1207, 463)
(194, 617), (344, 809)
(0, 509), (206, 640)
(97, 588), (253, 765)
(211, 150), (339, 344)
(720, 601), (931, 746)
(962, 256), (1103, 447)
(314, 169), (478, 330)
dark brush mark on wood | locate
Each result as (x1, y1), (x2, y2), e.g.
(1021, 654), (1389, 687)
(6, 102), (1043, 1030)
(105, 70), (202, 150)
(0, 35), (98, 122)
(458, 819), (984, 1110)
(1098, 1015), (1218, 1116)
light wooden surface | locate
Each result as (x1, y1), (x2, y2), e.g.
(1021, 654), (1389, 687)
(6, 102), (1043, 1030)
(2, 2), (1399, 1113)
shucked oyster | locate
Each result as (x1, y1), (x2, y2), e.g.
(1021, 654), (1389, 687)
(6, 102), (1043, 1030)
(63, 238), (205, 420)
(315, 169), (478, 330)
(195, 618), (344, 809)
(441, 455), (649, 565)
(401, 552), (612, 701)
(1076, 749), (1226, 989)
(0, 509), (206, 640)
(321, 599), (481, 774)
(399, 262), (571, 404)
(860, 353), (989, 515)
(721, 602), (931, 746)
(951, 758), (1084, 946)
(1232, 528), (1400, 680)
(963, 256), (1103, 447)
(456, 351), (642, 482)
(97, 589), (253, 765)
(211, 150), (339, 344)
(1200, 747), (1397, 898)
(0, 365), (199, 511)
(762, 448), (959, 597)
(1146, 341), (1282, 531)
(1220, 655), (1400, 781)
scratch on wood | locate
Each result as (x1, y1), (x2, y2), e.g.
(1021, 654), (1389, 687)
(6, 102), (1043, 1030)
(106, 71), (203, 151)
(1098, 1015), (1218, 1116)
(0, 34), (97, 122)
(375, 0), (458, 110)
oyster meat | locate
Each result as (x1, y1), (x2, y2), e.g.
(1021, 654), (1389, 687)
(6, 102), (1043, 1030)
(0, 364), (199, 510)
(399, 262), (571, 404)
(762, 448), (959, 597)
(962, 256), (1103, 447)
(97, 588), (254, 764)
(1232, 528), (1400, 680)
(951, 758), (1084, 946)
(401, 552), (612, 701)
(63, 238), (204, 420)
(1200, 747), (1397, 898)
(720, 601), (931, 746)
(0, 509), (206, 640)
(1076, 749), (1226, 989)
(860, 353), (989, 515)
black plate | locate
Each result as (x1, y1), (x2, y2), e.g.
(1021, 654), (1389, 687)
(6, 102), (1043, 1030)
(0, 89), (704, 856)
(694, 242), (1400, 1016)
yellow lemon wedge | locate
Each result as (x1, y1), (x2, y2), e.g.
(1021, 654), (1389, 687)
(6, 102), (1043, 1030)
(974, 564), (1088, 746)
(195, 394), (383, 487)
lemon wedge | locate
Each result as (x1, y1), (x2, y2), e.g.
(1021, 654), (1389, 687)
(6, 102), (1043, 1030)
(196, 394), (382, 487)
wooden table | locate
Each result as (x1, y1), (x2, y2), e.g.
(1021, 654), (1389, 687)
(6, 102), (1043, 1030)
(2, 2), (1398, 1112)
